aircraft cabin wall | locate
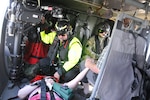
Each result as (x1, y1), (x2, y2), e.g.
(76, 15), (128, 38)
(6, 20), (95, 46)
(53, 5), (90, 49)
(0, 15), (9, 96)
(74, 14), (97, 42)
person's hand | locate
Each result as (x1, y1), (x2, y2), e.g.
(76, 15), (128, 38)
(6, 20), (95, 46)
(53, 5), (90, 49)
(45, 77), (54, 90)
(85, 58), (95, 69)
(85, 58), (99, 74)
(41, 16), (46, 24)
(54, 72), (60, 81)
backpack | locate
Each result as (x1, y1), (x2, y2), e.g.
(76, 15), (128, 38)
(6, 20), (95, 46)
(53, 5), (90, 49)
(24, 41), (49, 64)
(89, 13), (150, 100)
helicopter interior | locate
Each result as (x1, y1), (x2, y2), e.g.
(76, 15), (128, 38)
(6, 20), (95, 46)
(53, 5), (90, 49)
(1, 0), (150, 100)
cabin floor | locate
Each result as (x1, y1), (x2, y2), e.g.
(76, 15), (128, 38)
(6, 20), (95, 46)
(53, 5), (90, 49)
(1, 78), (30, 100)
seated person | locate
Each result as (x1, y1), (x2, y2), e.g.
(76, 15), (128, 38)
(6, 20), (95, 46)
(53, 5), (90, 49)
(23, 15), (56, 79)
(80, 22), (111, 95)
(35, 19), (82, 83)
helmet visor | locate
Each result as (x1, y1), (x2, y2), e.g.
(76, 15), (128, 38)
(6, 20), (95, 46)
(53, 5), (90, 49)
(57, 30), (66, 35)
(98, 29), (104, 33)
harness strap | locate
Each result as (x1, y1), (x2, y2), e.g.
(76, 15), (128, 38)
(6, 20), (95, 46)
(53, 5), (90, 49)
(50, 90), (55, 100)
(40, 79), (47, 100)
(95, 35), (101, 54)
(8, 96), (19, 100)
(30, 55), (43, 59)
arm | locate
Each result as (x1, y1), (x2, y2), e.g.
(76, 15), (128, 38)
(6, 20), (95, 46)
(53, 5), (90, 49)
(85, 58), (99, 74)
(63, 39), (82, 71)
(48, 68), (89, 90)
(85, 46), (108, 74)
(18, 82), (39, 99)
(40, 31), (56, 44)
(65, 67), (89, 89)
(84, 36), (99, 59)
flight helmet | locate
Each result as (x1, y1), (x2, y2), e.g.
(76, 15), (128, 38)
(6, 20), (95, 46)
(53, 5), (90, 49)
(55, 19), (72, 35)
(98, 22), (111, 37)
